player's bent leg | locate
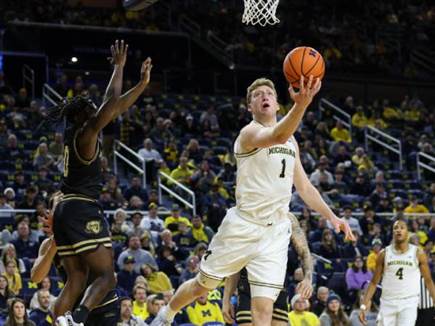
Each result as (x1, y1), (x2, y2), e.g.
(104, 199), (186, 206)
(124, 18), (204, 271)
(251, 296), (274, 326)
(397, 300), (418, 326)
(53, 255), (88, 318)
(78, 245), (116, 309)
(151, 274), (219, 325)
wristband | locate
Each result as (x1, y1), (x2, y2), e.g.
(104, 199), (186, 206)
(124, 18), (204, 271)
(360, 304), (367, 311)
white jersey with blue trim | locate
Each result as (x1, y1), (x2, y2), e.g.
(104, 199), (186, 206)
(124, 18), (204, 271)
(234, 122), (296, 224)
(381, 244), (421, 300)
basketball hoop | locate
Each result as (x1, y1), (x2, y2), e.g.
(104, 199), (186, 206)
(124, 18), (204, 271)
(242, 0), (280, 26)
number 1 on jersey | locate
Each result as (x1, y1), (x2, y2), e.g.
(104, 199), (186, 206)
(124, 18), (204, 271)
(279, 159), (286, 178)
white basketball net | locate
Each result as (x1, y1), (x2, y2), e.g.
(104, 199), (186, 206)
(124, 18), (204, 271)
(242, 0), (280, 26)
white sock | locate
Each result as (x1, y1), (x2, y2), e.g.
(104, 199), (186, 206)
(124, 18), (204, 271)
(162, 305), (176, 322)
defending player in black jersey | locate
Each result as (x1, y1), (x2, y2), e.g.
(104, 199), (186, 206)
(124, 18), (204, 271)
(222, 213), (313, 326)
(31, 192), (118, 326)
(46, 40), (152, 325)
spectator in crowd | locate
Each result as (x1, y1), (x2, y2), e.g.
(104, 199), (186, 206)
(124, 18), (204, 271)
(330, 120), (351, 143)
(312, 286), (329, 317)
(345, 256), (372, 303)
(48, 132), (63, 158)
(288, 267), (305, 300)
(140, 231), (156, 257)
(319, 294), (350, 326)
(17, 187), (38, 210)
(319, 229), (341, 259)
(349, 290), (378, 326)
(352, 147), (374, 172)
(366, 239), (383, 273)
(111, 209), (130, 247)
(351, 106), (368, 129)
(144, 294), (165, 324)
(179, 256), (199, 284)
(164, 204), (191, 235)
(127, 211), (146, 237)
(140, 203), (165, 237)
(11, 220), (38, 260)
(5, 298), (36, 326)
(138, 138), (163, 184)
(0, 275), (12, 315)
(123, 177), (149, 203)
(342, 207), (363, 236)
(0, 244), (26, 275)
(29, 277), (56, 309)
(5, 134), (25, 161)
(117, 235), (158, 273)
(169, 156), (193, 186)
(2, 261), (21, 296)
(310, 159), (334, 188)
(0, 193), (14, 219)
(369, 184), (388, 209)
(132, 284), (149, 321)
(128, 196), (145, 211)
(156, 246), (182, 279)
(33, 143), (55, 171)
(404, 196), (429, 214)
(118, 256), (140, 295)
(118, 297), (147, 326)
(29, 289), (52, 326)
(190, 215), (214, 244)
(172, 221), (195, 251)
(288, 293), (320, 326)
(350, 173), (371, 197)
(140, 263), (173, 296)
(186, 292), (224, 325)
(343, 233), (368, 259)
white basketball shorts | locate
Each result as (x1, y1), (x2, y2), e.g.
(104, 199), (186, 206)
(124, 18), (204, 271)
(197, 207), (291, 301)
(377, 296), (419, 326)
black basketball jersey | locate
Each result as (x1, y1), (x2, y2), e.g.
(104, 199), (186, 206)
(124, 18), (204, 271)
(61, 124), (102, 199)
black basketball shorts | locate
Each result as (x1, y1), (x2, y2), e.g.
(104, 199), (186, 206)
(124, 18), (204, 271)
(236, 287), (289, 324)
(53, 194), (112, 257)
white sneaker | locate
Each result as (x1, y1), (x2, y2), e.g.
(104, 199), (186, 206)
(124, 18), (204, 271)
(56, 313), (84, 326)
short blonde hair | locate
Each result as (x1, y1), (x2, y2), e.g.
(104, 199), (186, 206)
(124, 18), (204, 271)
(246, 78), (277, 105)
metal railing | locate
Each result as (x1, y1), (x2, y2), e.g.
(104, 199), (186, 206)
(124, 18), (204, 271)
(22, 65), (35, 99)
(364, 126), (402, 170)
(417, 152), (435, 181)
(42, 83), (63, 106)
(319, 98), (352, 135)
(113, 140), (147, 189)
(178, 15), (200, 39)
(158, 172), (196, 216)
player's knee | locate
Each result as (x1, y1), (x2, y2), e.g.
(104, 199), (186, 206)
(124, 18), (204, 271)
(191, 279), (210, 298)
(251, 299), (273, 319)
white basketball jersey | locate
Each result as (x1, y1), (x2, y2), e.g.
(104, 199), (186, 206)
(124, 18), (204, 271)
(234, 125), (296, 224)
(381, 244), (420, 300)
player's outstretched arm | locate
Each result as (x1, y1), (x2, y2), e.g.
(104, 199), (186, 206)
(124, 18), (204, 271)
(222, 272), (240, 324)
(292, 140), (355, 241)
(240, 76), (321, 151)
(82, 42), (152, 141)
(31, 236), (57, 283)
(288, 213), (313, 299)
(359, 250), (385, 325)
(417, 248), (435, 303)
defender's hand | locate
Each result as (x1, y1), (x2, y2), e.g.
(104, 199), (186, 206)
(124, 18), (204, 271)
(108, 39), (128, 67)
(140, 57), (152, 86)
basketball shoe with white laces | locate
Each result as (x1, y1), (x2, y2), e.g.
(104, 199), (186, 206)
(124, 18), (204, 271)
(56, 312), (84, 326)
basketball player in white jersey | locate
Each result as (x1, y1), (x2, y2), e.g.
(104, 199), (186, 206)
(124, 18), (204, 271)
(359, 219), (435, 326)
(152, 76), (355, 326)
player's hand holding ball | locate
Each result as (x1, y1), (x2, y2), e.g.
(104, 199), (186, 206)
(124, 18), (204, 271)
(289, 75), (321, 108)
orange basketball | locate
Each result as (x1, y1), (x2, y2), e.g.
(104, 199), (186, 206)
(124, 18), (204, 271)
(283, 46), (325, 88)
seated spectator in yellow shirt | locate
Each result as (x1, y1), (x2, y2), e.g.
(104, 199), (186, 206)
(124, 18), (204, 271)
(330, 120), (351, 143)
(186, 292), (225, 325)
(382, 99), (401, 120)
(403, 106), (421, 122)
(404, 196), (429, 214)
(191, 215), (215, 244)
(351, 106), (368, 129)
(367, 239), (383, 273)
(288, 294), (320, 326)
(352, 147), (374, 172)
(169, 156), (193, 186)
(140, 263), (173, 296)
(164, 204), (191, 235)
(132, 284), (149, 321)
(2, 261), (21, 295)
